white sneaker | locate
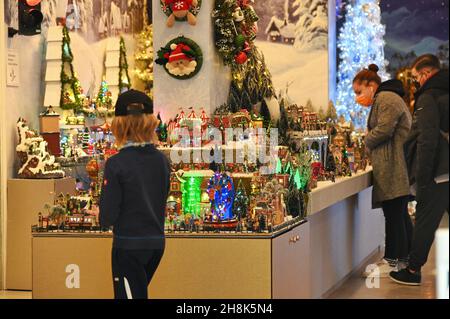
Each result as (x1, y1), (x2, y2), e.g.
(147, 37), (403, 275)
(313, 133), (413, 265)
(362, 259), (397, 278)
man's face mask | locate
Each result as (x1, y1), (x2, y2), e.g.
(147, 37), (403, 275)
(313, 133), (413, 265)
(353, 84), (375, 107)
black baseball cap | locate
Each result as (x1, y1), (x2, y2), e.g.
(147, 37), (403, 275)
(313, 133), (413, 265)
(115, 89), (153, 116)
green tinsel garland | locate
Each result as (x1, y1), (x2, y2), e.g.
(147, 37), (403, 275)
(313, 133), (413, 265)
(119, 37), (132, 93)
(59, 26), (83, 112)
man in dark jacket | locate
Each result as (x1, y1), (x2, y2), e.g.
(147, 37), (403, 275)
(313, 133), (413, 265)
(390, 54), (449, 286)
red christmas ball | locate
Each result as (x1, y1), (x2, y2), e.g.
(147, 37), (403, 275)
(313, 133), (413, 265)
(235, 52), (248, 65)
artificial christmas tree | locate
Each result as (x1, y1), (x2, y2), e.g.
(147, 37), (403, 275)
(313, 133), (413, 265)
(278, 101), (289, 146)
(260, 98), (272, 129)
(233, 179), (249, 221)
(134, 24), (154, 98)
(336, 0), (388, 128)
(60, 26), (83, 113)
(95, 79), (113, 116)
(119, 37), (131, 94)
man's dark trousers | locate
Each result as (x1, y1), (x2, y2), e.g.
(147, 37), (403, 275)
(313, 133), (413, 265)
(409, 182), (449, 271)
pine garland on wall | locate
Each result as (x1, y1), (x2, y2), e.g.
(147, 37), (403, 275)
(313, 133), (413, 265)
(213, 0), (276, 117)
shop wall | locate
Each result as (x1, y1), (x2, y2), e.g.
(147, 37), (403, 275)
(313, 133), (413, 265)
(253, 0), (330, 112)
(0, 0), (6, 289)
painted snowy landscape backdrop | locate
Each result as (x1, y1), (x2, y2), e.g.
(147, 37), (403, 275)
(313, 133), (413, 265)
(4, 0), (146, 99)
(253, 0), (329, 112)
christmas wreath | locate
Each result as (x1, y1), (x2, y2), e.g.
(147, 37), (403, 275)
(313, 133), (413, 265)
(160, 0), (202, 27)
(155, 36), (203, 80)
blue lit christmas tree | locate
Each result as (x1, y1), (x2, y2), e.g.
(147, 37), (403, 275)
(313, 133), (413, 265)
(336, 0), (388, 128)
(207, 172), (235, 221)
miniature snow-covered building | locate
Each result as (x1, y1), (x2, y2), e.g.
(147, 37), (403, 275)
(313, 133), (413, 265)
(280, 22), (295, 44)
(16, 118), (65, 179)
(266, 17), (284, 42)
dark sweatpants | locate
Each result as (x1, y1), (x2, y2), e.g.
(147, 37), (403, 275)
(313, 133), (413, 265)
(112, 248), (164, 299)
(382, 196), (414, 263)
(409, 182), (449, 272)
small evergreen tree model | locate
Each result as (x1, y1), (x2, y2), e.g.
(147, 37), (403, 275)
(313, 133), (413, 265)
(119, 37), (131, 93)
(233, 180), (249, 221)
(326, 100), (338, 123)
(279, 102), (289, 145)
(325, 145), (336, 173)
(260, 99), (272, 129)
(241, 89), (253, 112)
(81, 128), (90, 150)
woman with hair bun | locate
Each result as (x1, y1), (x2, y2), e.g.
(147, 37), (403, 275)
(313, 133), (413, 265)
(353, 64), (413, 278)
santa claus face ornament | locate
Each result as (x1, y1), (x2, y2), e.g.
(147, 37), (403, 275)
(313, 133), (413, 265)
(155, 37), (203, 80)
(161, 0), (202, 28)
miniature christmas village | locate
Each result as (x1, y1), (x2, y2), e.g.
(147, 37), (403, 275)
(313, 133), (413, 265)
(24, 3), (370, 235)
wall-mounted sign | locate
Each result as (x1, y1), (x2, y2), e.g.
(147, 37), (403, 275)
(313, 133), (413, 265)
(7, 49), (20, 87)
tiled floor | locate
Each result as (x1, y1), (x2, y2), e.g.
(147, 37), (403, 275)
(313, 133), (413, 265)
(327, 246), (438, 299)
(328, 215), (448, 299)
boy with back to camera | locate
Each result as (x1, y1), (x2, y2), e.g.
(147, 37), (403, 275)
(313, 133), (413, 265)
(99, 90), (171, 299)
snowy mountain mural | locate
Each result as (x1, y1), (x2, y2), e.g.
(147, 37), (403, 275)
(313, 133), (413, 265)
(4, 0), (147, 105)
(253, 0), (329, 112)
(379, 0), (449, 74)
(293, 0), (328, 51)
(5, 0), (146, 43)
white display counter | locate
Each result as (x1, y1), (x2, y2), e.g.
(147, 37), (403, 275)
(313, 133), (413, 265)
(31, 169), (383, 299)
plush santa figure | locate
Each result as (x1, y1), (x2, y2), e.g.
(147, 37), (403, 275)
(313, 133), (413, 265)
(164, 0), (199, 27)
(165, 43), (198, 77)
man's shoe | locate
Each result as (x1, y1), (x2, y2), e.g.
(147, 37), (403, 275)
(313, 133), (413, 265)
(362, 259), (397, 278)
(389, 268), (421, 286)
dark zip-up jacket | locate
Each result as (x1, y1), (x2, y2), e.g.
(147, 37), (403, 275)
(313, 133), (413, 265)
(99, 144), (171, 250)
(404, 69), (449, 188)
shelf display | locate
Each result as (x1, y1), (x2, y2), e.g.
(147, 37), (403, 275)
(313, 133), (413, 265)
(155, 37), (203, 80)
(161, 0), (202, 27)
(24, 0), (370, 237)
(34, 192), (102, 233)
